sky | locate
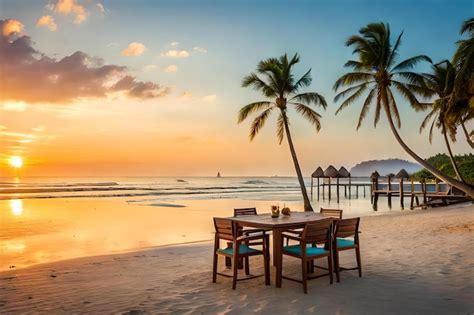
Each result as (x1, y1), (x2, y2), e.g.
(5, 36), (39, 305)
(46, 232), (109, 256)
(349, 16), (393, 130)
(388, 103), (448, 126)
(0, 0), (472, 177)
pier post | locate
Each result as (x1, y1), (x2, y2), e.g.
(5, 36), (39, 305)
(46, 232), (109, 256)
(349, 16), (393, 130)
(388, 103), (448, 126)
(349, 176), (352, 199)
(311, 177), (313, 200)
(322, 181), (325, 200)
(363, 186), (366, 198)
(336, 177), (340, 203)
(399, 177), (404, 208)
(328, 177), (331, 201)
(317, 178), (320, 201)
(387, 176), (392, 206)
(356, 185), (359, 198)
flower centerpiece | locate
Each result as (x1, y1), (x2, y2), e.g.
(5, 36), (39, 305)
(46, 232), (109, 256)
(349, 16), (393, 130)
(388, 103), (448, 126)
(271, 205), (280, 218)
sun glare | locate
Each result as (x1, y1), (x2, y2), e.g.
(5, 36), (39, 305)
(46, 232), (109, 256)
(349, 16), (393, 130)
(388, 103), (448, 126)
(8, 156), (23, 168)
(10, 199), (23, 216)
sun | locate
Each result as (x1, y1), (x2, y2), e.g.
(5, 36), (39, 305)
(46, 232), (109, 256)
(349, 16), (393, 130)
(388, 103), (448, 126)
(8, 156), (23, 168)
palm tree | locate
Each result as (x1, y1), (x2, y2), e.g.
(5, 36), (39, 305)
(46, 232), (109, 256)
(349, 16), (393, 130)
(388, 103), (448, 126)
(452, 18), (474, 148)
(334, 22), (474, 198)
(239, 53), (327, 211)
(419, 60), (465, 183)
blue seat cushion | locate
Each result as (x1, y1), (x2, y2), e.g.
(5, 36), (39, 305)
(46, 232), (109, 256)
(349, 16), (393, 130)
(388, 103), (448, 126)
(336, 238), (355, 248)
(283, 245), (328, 257)
(217, 245), (260, 255)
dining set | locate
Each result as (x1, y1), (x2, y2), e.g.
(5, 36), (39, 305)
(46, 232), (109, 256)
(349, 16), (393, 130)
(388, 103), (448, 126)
(212, 207), (362, 293)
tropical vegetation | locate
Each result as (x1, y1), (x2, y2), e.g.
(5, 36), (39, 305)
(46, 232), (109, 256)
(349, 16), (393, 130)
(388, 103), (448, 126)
(333, 22), (474, 198)
(412, 154), (474, 185)
(239, 53), (327, 211)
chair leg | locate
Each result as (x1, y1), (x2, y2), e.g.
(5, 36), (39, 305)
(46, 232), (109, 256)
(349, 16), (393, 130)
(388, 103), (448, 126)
(232, 254), (239, 290)
(334, 248), (340, 283)
(302, 258), (308, 294)
(245, 257), (250, 275)
(327, 255), (333, 284)
(264, 252), (270, 285)
(212, 253), (218, 283)
(355, 247), (362, 277)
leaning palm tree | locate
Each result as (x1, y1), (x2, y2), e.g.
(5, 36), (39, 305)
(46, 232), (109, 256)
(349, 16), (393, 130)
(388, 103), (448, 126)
(334, 22), (474, 198)
(452, 17), (474, 148)
(239, 53), (327, 211)
(420, 60), (465, 183)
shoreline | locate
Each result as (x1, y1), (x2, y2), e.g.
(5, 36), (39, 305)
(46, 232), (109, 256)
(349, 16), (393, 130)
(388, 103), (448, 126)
(2, 204), (473, 314)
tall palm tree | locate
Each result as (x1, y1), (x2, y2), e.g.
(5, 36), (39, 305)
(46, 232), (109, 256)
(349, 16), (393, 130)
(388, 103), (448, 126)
(452, 17), (474, 148)
(239, 53), (327, 211)
(419, 60), (465, 183)
(334, 22), (474, 198)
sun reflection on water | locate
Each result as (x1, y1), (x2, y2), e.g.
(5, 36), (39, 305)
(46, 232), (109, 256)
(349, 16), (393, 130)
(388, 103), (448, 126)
(10, 199), (23, 216)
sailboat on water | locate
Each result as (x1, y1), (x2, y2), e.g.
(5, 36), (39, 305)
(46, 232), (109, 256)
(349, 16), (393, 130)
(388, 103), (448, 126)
(217, 171), (221, 178)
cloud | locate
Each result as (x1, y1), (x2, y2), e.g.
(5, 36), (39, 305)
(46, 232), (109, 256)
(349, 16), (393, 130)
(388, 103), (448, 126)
(143, 64), (157, 72)
(179, 91), (193, 101)
(2, 19), (24, 37)
(1, 102), (28, 112)
(0, 20), (169, 104)
(121, 42), (146, 57)
(170, 41), (179, 46)
(202, 94), (217, 102)
(193, 46), (207, 53)
(160, 50), (189, 58)
(97, 3), (105, 15)
(53, 0), (88, 24)
(36, 15), (57, 31)
(107, 42), (119, 47)
(164, 64), (177, 73)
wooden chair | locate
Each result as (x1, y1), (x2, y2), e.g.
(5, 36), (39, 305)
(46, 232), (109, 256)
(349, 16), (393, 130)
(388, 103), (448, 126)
(320, 207), (343, 219)
(226, 207), (270, 271)
(281, 219), (334, 294)
(212, 218), (270, 289)
(333, 217), (362, 282)
(285, 208), (342, 246)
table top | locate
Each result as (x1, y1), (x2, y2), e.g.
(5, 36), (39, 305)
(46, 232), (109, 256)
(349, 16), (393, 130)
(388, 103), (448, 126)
(226, 212), (329, 229)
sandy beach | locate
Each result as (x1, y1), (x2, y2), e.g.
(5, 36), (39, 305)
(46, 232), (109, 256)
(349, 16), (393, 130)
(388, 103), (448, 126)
(1, 203), (473, 314)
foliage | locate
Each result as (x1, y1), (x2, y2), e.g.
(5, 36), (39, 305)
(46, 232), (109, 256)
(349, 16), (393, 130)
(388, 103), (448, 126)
(412, 153), (474, 184)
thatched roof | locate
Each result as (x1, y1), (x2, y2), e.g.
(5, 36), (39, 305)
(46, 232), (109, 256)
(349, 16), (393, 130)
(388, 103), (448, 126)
(312, 167), (325, 178)
(337, 166), (351, 178)
(370, 171), (380, 179)
(324, 165), (339, 178)
(386, 173), (395, 178)
(396, 168), (410, 179)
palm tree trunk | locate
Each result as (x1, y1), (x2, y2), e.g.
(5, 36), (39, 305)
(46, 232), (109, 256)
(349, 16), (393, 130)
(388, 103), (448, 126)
(382, 94), (474, 198)
(461, 122), (474, 149)
(282, 113), (313, 211)
(441, 121), (465, 183)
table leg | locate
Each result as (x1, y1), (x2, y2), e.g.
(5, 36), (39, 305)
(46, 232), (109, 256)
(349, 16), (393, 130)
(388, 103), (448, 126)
(273, 227), (283, 288)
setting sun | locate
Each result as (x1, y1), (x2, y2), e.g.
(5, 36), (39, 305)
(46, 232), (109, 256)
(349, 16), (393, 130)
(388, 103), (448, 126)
(8, 156), (23, 168)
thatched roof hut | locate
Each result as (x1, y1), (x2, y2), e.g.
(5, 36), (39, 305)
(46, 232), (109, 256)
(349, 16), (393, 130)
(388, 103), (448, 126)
(337, 166), (351, 178)
(312, 167), (325, 178)
(396, 169), (410, 179)
(324, 165), (339, 178)
(386, 173), (395, 178)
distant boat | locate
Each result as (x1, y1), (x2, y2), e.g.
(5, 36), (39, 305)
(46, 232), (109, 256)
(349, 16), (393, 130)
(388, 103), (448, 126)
(217, 172), (221, 178)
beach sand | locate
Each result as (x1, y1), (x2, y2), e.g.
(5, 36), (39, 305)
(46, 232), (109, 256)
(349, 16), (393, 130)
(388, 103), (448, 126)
(1, 204), (473, 314)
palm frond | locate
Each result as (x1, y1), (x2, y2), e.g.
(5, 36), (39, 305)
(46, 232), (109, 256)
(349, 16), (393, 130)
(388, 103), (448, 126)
(419, 107), (437, 133)
(335, 83), (368, 115)
(241, 73), (277, 97)
(238, 101), (273, 123)
(387, 31), (403, 68)
(334, 82), (373, 102)
(249, 107), (273, 141)
(344, 60), (367, 70)
(387, 88), (401, 128)
(276, 112), (286, 144)
(391, 81), (426, 111)
(292, 68), (312, 91)
(356, 88), (376, 129)
(391, 55), (432, 72)
(293, 103), (322, 131)
(290, 92), (327, 109)
(333, 72), (373, 91)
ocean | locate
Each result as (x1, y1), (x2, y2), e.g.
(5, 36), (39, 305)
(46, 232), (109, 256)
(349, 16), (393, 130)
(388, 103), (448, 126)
(1, 176), (410, 270)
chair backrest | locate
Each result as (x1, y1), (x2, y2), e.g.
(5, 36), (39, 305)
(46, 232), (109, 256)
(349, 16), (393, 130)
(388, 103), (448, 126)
(320, 207), (343, 219)
(234, 207), (257, 217)
(213, 218), (235, 241)
(335, 217), (360, 239)
(301, 219), (333, 245)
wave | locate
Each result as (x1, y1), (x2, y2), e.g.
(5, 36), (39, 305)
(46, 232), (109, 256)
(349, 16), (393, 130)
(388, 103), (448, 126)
(242, 180), (270, 185)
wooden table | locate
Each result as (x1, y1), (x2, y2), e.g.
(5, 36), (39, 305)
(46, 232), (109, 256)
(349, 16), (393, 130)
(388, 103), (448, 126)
(228, 212), (328, 288)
